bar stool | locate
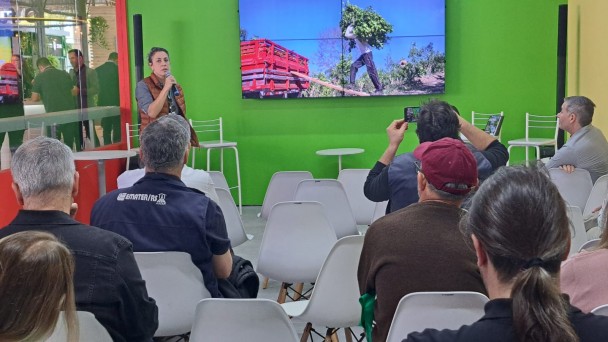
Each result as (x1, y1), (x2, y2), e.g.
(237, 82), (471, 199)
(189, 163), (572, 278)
(189, 117), (242, 214)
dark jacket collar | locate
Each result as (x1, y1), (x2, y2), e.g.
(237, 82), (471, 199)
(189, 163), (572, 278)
(10, 210), (81, 226)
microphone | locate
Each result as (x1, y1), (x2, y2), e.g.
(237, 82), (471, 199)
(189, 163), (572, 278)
(165, 71), (180, 97)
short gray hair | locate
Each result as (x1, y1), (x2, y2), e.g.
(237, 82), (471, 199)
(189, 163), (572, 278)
(11, 137), (75, 198)
(141, 114), (189, 172)
(565, 96), (595, 127)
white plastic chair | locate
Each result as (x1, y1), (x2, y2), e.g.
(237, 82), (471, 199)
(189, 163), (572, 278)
(215, 187), (251, 247)
(584, 174), (608, 217)
(190, 117), (242, 214)
(208, 170), (230, 190)
(125, 122), (141, 170)
(566, 205), (588, 257)
(591, 304), (608, 316)
(256, 201), (337, 303)
(134, 252), (211, 337)
(507, 113), (558, 165)
(281, 236), (364, 341)
(294, 179), (360, 238)
(190, 298), (299, 342)
(549, 168), (594, 211)
(386, 292), (489, 342)
(259, 171), (314, 220)
(338, 169), (376, 225)
(371, 200), (389, 224)
(47, 311), (112, 342)
(578, 238), (601, 253)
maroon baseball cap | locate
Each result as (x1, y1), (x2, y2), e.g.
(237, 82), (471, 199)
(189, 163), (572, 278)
(413, 137), (478, 195)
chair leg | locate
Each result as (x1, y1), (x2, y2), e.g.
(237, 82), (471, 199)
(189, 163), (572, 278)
(262, 277), (269, 289)
(300, 323), (313, 342)
(232, 146), (242, 215)
(277, 283), (288, 304)
(325, 328), (338, 342)
(206, 148), (212, 172)
(191, 146), (196, 168)
(293, 283), (304, 300)
(345, 328), (354, 342)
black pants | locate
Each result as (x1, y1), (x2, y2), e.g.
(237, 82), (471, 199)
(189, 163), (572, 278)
(350, 51), (382, 91)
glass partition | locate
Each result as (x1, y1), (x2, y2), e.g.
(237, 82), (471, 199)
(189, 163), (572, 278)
(0, 0), (119, 169)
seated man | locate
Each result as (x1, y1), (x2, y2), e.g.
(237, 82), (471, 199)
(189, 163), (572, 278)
(364, 100), (508, 213)
(0, 137), (158, 342)
(544, 96), (608, 183)
(117, 164), (220, 204)
(91, 114), (232, 297)
(358, 138), (487, 342)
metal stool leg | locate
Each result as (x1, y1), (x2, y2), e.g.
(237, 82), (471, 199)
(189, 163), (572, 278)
(232, 146), (242, 215)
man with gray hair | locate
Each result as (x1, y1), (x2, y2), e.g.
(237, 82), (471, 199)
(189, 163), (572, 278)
(91, 114), (232, 298)
(0, 137), (158, 342)
(545, 96), (608, 182)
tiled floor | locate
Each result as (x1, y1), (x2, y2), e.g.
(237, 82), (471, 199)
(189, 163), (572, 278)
(233, 206), (366, 341)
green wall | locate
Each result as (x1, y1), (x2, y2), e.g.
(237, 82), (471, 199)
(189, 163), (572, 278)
(126, 0), (566, 205)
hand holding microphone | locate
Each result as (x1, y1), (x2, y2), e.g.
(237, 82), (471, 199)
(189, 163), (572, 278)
(165, 71), (180, 97)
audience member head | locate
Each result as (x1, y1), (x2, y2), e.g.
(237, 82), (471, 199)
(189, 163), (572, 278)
(0, 231), (78, 342)
(416, 99), (461, 143)
(11, 137), (78, 210)
(462, 166), (576, 342)
(414, 137), (478, 202)
(36, 57), (52, 69)
(563, 96), (595, 128)
(108, 52), (118, 62)
(68, 49), (84, 69)
(140, 114), (190, 175)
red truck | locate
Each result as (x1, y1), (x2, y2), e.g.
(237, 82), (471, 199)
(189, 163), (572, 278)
(240, 39), (310, 98)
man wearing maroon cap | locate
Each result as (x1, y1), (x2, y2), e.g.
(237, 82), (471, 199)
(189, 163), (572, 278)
(358, 137), (487, 342)
(364, 100), (508, 213)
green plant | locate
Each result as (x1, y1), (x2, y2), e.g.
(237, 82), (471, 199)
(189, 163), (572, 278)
(340, 4), (393, 52)
(89, 16), (110, 49)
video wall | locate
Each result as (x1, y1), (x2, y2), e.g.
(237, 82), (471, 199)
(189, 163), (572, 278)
(238, 0), (445, 99)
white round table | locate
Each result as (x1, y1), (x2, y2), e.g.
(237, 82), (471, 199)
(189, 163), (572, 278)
(316, 148), (365, 172)
(73, 150), (137, 197)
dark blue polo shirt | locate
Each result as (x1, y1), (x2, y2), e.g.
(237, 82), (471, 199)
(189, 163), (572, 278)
(91, 172), (231, 297)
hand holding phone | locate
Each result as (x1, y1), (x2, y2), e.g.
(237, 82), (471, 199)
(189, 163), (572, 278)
(404, 106), (421, 123)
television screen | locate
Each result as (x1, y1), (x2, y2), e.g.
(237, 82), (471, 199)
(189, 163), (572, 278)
(239, 0), (445, 99)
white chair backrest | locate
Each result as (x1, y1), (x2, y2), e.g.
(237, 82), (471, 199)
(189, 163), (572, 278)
(295, 179), (359, 238)
(471, 111), (504, 140)
(47, 311), (112, 342)
(338, 169), (376, 225)
(584, 174), (608, 217)
(371, 201), (389, 224)
(190, 298), (299, 342)
(260, 171), (314, 220)
(299, 235), (364, 328)
(591, 304), (608, 316)
(526, 112), (559, 141)
(386, 291), (489, 342)
(134, 252), (211, 336)
(215, 187), (248, 247)
(549, 168), (593, 211)
(566, 205), (588, 257)
(189, 117), (225, 143)
(579, 238), (601, 253)
(208, 171), (230, 190)
(257, 201), (337, 283)
(125, 122), (140, 151)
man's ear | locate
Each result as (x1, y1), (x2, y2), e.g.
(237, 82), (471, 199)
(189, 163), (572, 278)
(472, 234), (488, 268)
(11, 182), (24, 206)
(72, 171), (80, 198)
(417, 172), (427, 193)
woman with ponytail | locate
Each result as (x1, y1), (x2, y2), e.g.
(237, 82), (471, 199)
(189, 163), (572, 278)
(404, 166), (608, 342)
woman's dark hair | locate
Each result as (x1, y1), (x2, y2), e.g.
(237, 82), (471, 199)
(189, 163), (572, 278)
(462, 166), (577, 342)
(416, 99), (460, 143)
(147, 47), (170, 64)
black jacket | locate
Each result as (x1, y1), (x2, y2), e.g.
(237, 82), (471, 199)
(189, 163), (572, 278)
(0, 210), (158, 342)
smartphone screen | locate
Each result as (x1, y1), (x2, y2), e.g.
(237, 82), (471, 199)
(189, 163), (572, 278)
(404, 106), (421, 123)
